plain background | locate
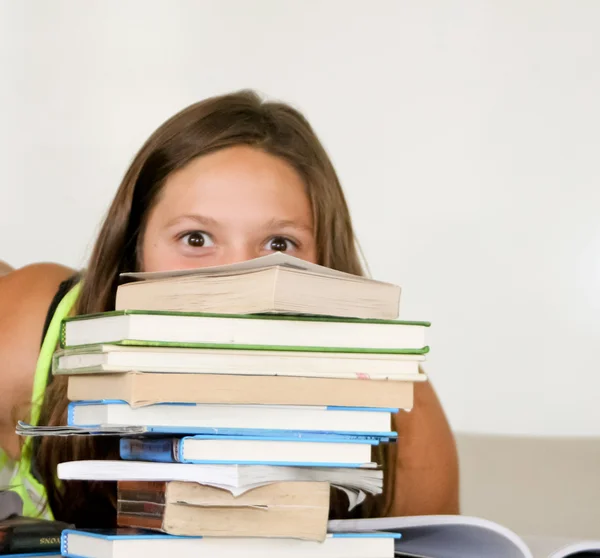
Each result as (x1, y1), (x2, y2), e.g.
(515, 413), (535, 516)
(1, 0), (599, 438)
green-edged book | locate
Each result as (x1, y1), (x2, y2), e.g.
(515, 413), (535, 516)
(60, 311), (430, 354)
(53, 343), (427, 380)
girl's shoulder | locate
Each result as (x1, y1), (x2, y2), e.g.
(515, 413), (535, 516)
(0, 262), (75, 320)
(0, 262), (75, 458)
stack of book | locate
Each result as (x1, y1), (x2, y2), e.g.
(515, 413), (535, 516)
(25, 254), (430, 558)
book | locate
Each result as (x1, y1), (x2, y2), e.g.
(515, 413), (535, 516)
(1, 554), (61, 557)
(56, 461), (383, 499)
(119, 435), (377, 467)
(53, 344), (425, 380)
(67, 400), (397, 437)
(16, 420), (393, 442)
(115, 252), (401, 319)
(0, 516), (71, 555)
(116, 480), (329, 540)
(66, 372), (419, 408)
(327, 515), (600, 558)
(59, 311), (429, 353)
(61, 529), (400, 558)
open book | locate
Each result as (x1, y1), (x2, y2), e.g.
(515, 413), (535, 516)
(115, 252), (401, 319)
(327, 515), (600, 558)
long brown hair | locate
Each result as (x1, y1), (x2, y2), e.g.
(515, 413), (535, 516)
(35, 90), (395, 526)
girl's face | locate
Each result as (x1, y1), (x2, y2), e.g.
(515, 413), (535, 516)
(141, 145), (318, 272)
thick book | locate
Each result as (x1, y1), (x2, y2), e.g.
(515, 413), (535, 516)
(328, 515), (600, 558)
(57, 461), (383, 503)
(66, 372), (419, 408)
(61, 529), (400, 558)
(53, 344), (425, 380)
(67, 400), (396, 438)
(116, 480), (329, 540)
(0, 516), (71, 555)
(115, 252), (401, 320)
(119, 435), (377, 467)
(59, 311), (429, 354)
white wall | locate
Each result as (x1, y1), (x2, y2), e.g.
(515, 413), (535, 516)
(1, 0), (599, 437)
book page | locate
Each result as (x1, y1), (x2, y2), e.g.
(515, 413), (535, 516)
(523, 535), (600, 558)
(328, 515), (533, 558)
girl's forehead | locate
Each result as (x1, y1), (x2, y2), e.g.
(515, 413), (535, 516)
(149, 146), (313, 229)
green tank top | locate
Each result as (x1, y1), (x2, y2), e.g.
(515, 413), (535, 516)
(1, 282), (81, 518)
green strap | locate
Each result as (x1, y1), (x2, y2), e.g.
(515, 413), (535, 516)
(13, 281), (82, 519)
(30, 282), (82, 426)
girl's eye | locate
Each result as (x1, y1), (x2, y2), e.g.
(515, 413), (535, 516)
(265, 236), (297, 252)
(181, 231), (214, 248)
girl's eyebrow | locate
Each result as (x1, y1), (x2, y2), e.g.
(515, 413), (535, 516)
(165, 214), (220, 228)
(264, 218), (313, 233)
(165, 215), (313, 233)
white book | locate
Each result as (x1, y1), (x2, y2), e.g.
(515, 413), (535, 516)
(67, 400), (395, 435)
(328, 515), (600, 558)
(60, 311), (429, 353)
(61, 530), (398, 558)
(53, 344), (426, 381)
(119, 435), (376, 467)
(57, 460), (383, 496)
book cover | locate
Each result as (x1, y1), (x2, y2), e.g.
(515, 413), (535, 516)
(59, 310), (429, 352)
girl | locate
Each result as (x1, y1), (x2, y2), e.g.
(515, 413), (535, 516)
(0, 90), (458, 526)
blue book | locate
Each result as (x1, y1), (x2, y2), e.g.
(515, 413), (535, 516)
(68, 400), (397, 440)
(61, 529), (400, 558)
(120, 434), (378, 467)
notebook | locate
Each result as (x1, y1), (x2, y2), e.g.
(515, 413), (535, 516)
(115, 252), (401, 320)
(328, 515), (600, 558)
(60, 529), (400, 558)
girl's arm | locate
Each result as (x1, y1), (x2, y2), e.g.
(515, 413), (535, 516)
(389, 379), (460, 516)
(0, 263), (74, 460)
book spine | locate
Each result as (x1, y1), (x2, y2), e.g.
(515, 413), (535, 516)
(117, 513), (165, 532)
(117, 500), (166, 517)
(59, 322), (66, 349)
(117, 480), (168, 499)
(118, 482), (168, 504)
(67, 402), (75, 426)
(0, 531), (62, 554)
(0, 521), (69, 555)
(119, 438), (178, 463)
